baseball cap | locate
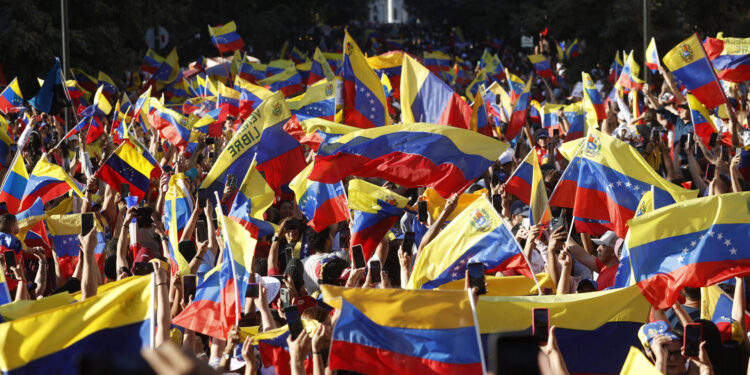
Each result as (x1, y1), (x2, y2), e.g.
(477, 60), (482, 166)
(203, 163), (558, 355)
(576, 278), (598, 292)
(498, 148), (514, 165)
(592, 231), (619, 248)
(638, 321), (679, 351)
(510, 200), (529, 217)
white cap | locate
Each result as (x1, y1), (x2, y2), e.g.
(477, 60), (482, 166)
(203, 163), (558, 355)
(592, 231), (619, 248)
(498, 148), (514, 165)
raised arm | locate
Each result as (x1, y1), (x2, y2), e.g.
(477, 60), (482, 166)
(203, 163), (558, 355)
(417, 194), (459, 255)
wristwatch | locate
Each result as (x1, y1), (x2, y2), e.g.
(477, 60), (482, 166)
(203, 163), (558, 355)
(272, 236), (281, 242)
(222, 351), (232, 360)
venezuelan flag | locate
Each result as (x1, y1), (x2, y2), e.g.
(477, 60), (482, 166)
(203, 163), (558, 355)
(478, 286), (649, 374)
(565, 39), (580, 59)
(165, 173), (192, 275)
(152, 47), (180, 85)
(645, 37), (660, 73)
(308, 47), (334, 85)
(485, 81), (512, 122)
(620, 346), (663, 375)
(251, 320), (320, 375)
(704, 34), (750, 83)
(438, 273), (555, 296)
(687, 93), (719, 147)
(97, 71), (118, 99)
(0, 293), (75, 322)
(172, 267), (225, 339)
(423, 50), (451, 74)
(234, 76), (273, 120)
(97, 140), (160, 200)
(324, 52), (342, 74)
(15, 197), (46, 234)
(182, 96), (216, 118)
(0, 78), (24, 114)
(367, 51), (404, 99)
(259, 67), (303, 98)
(322, 285), (484, 374)
(479, 49), (506, 82)
(20, 157), (84, 212)
(217, 81), (240, 117)
(701, 284), (750, 343)
(0, 271), (10, 306)
(609, 51), (624, 83)
(422, 187), (486, 223)
(506, 77), (532, 141)
(341, 30), (390, 129)
(310, 123), (507, 198)
(190, 108), (223, 138)
(0, 275), (152, 374)
(80, 85), (112, 117)
(348, 179), (408, 261)
(0, 150), (27, 214)
(239, 60), (268, 83)
(400, 55), (471, 129)
(286, 80), (335, 122)
(46, 213), (107, 275)
(616, 51), (645, 91)
(582, 72), (606, 124)
(664, 34), (725, 108)
(409, 197), (532, 289)
(628, 192), (750, 309)
(551, 130), (696, 237)
(140, 48), (164, 74)
(470, 88), (492, 136)
(228, 155), (277, 238)
(70, 67), (97, 92)
(147, 101), (192, 150)
(528, 54), (553, 78)
(295, 60), (311, 83)
(465, 69), (487, 101)
(294, 117), (359, 152)
(218, 211), (257, 336)
(505, 149), (552, 225)
(290, 163), (349, 233)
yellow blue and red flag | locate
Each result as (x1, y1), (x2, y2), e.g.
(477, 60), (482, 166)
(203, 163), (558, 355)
(250, 319), (320, 375)
(366, 51), (404, 100)
(505, 68), (525, 103)
(290, 163), (349, 233)
(80, 85), (112, 117)
(290, 117), (359, 152)
(70, 67), (97, 92)
(151, 47), (180, 88)
(0, 271), (10, 306)
(234, 76), (273, 120)
(528, 54), (553, 78)
(286, 80), (335, 122)
(208, 20), (245, 54)
(348, 179), (408, 261)
(46, 213), (108, 274)
(582, 72), (606, 125)
(140, 48), (164, 74)
(0, 78), (24, 114)
(19, 156), (84, 212)
(664, 34), (726, 108)
(259, 67), (303, 98)
(423, 50), (452, 76)
(165, 173), (193, 275)
(470, 87), (492, 136)
(147, 100), (192, 150)
(172, 267), (224, 338)
(704, 34), (750, 83)
(96, 71), (118, 99)
(479, 49), (506, 82)
(465, 69), (487, 101)
(505, 149), (552, 225)
(309, 123), (507, 198)
(0, 149), (27, 214)
(218, 211), (257, 338)
(506, 77), (532, 141)
(342, 30), (391, 128)
(645, 37), (661, 73)
(228, 155), (276, 239)
(96, 139), (160, 200)
(609, 51), (624, 83)
(701, 284), (750, 344)
(217, 81), (241, 118)
(616, 51), (645, 91)
(308, 47), (335, 85)
(687, 93), (719, 147)
(322, 285), (484, 374)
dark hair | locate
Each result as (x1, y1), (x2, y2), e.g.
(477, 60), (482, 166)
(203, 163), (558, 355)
(0, 213), (17, 234)
(284, 259), (305, 292)
(302, 306), (329, 323)
(682, 286), (700, 301)
(306, 227), (331, 253)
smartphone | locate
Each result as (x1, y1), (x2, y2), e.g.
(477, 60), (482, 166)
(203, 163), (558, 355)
(706, 164), (716, 181)
(686, 133), (694, 150)
(205, 137), (215, 145)
(467, 262), (487, 295)
(227, 174), (237, 189)
(279, 288), (291, 308)
(182, 275), (196, 304)
(197, 188), (207, 208)
(722, 146), (730, 162)
(683, 323), (702, 357)
(369, 260), (382, 284)
(492, 194), (503, 210)
(679, 134), (688, 149)
(522, 218), (531, 229)
(351, 244), (366, 269)
(284, 245), (294, 263)
(284, 306), (304, 340)
(532, 308), (550, 344)
(708, 132), (718, 148)
(651, 129), (659, 143)
(736, 147), (744, 156)
(4, 250), (16, 270)
(178, 241), (197, 261)
(245, 282), (259, 298)
(402, 231), (415, 255)
(133, 261), (154, 275)
(120, 183), (130, 197)
(196, 220), (208, 242)
(549, 216), (565, 232)
(491, 168), (501, 185)
(417, 200), (428, 223)
(81, 212), (95, 236)
(552, 128), (560, 138)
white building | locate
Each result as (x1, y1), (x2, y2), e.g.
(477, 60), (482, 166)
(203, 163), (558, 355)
(368, 0), (409, 24)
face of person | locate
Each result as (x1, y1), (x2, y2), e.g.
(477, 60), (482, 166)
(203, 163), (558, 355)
(596, 244), (614, 263)
(285, 229), (300, 243)
(279, 202), (294, 219)
(537, 137), (548, 148)
(665, 340), (687, 375)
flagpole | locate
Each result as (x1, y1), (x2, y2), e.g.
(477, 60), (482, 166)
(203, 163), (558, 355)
(467, 288), (487, 375)
(215, 191), (241, 327)
(150, 272), (156, 349)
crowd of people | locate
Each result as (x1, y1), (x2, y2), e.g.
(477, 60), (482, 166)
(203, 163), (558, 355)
(0, 20), (750, 375)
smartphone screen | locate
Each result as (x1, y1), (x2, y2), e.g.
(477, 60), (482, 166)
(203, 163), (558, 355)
(182, 275), (196, 304)
(205, 137), (215, 145)
(196, 220), (208, 242)
(280, 288), (291, 308)
(679, 134), (688, 149)
(550, 217), (564, 232)
(284, 306), (304, 340)
(178, 241), (197, 261)
(552, 128), (560, 138)
(198, 188), (207, 208)
(352, 244), (366, 269)
(722, 146), (730, 162)
(522, 218), (531, 229)
(227, 174), (237, 189)
(467, 262), (487, 295)
(369, 260), (382, 284)
(492, 194), (503, 209)
(81, 213), (95, 236)
(736, 147), (744, 156)
(684, 323), (702, 357)
(532, 308), (550, 344)
(121, 183), (130, 197)
(491, 168), (501, 185)
(4, 250), (16, 270)
(708, 132), (718, 148)
(686, 133), (693, 149)
(245, 283), (259, 298)
(133, 262), (154, 275)
(417, 200), (428, 222)
(706, 164), (716, 181)
(402, 232), (415, 255)
(284, 245), (293, 263)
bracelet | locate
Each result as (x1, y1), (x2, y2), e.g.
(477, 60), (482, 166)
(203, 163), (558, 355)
(272, 236), (281, 242)
(160, 235), (168, 242)
(156, 282), (167, 286)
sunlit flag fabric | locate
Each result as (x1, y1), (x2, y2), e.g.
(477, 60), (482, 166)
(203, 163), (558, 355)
(287, 117), (359, 153)
(217, 81), (241, 117)
(645, 37), (661, 73)
(208, 20), (245, 53)
(0, 78), (24, 114)
(506, 78), (532, 141)
(366, 51), (403, 101)
(341, 30), (390, 129)
(687, 93), (719, 147)
(470, 88), (492, 136)
(582, 72), (606, 125)
(504, 149), (552, 225)
(228, 155), (277, 239)
(619, 347), (663, 375)
(609, 51), (624, 84)
(200, 92), (305, 198)
(505, 69), (526, 103)
(165, 173), (193, 275)
(0, 275), (152, 374)
(528, 54), (553, 78)
(423, 50), (452, 76)
(479, 49), (506, 82)
(664, 33), (726, 109)
(477, 286), (650, 374)
(290, 163), (349, 233)
(148, 99), (192, 150)
(259, 67), (303, 98)
(701, 284), (750, 344)
(0, 271), (10, 306)
(286, 80), (335, 122)
(80, 85), (112, 118)
(251, 321), (319, 375)
(151, 47), (180, 88)
(627, 192), (750, 309)
(703, 35), (750, 83)
(616, 51), (645, 91)
(172, 267), (224, 339)
(218, 212), (257, 338)
(321, 285), (484, 375)
(348, 179), (408, 261)
(549, 130), (696, 237)
(234, 76), (273, 120)
(46, 213), (108, 276)
(0, 151), (29, 214)
(308, 47), (335, 86)
(140, 48), (164, 74)
(400, 55), (471, 129)
(408, 197), (532, 289)
(20, 156), (84, 211)
(96, 140), (160, 200)
(309, 122), (507, 199)
(465, 69), (486, 101)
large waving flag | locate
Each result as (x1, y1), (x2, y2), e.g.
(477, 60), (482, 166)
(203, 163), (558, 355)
(290, 163), (349, 232)
(348, 179), (409, 261)
(200, 92), (305, 197)
(29, 58), (68, 114)
(505, 69), (525, 103)
(367, 51), (404, 100)
(0, 276), (152, 374)
(251, 321), (319, 375)
(286, 80), (335, 122)
(234, 76), (273, 120)
(550, 130), (696, 237)
(140, 48), (164, 74)
(172, 267), (224, 339)
(664, 34), (726, 108)
(465, 69), (487, 101)
(423, 50), (452, 76)
(400, 55), (471, 129)
(218, 211), (257, 338)
(310, 123), (507, 198)
(627, 192), (750, 309)
(703, 35), (750, 83)
(645, 37), (661, 73)
(686, 93), (719, 147)
(20, 156), (84, 211)
(582, 72), (606, 126)
(96, 139), (160, 200)
(0, 153), (29, 214)
(217, 81), (241, 117)
(506, 77), (532, 141)
(616, 51), (645, 91)
(165, 173), (193, 275)
(504, 149), (552, 225)
(479, 49), (506, 82)
(288, 117), (359, 152)
(408, 197), (532, 289)
(701, 284), (750, 344)
(148, 99), (192, 150)
(208, 20), (245, 53)
(259, 67), (303, 98)
(46, 213), (107, 277)
(190, 108), (223, 139)
(0, 78), (24, 114)
(321, 286), (484, 375)
(228, 155), (276, 238)
(476, 286), (650, 374)
(528, 54), (553, 78)
(470, 88), (492, 136)
(308, 47), (335, 85)
(341, 30), (390, 129)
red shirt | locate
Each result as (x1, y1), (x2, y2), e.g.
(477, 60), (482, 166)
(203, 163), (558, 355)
(595, 258), (617, 291)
